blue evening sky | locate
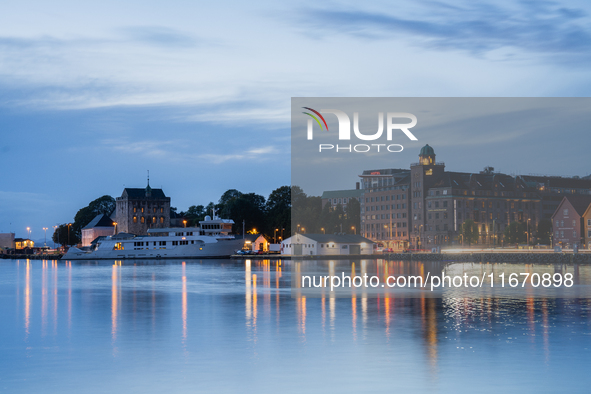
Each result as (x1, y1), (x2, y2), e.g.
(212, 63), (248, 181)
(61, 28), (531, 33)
(1, 0), (591, 241)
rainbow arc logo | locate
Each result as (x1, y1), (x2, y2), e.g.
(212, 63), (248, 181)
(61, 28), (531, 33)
(302, 107), (328, 131)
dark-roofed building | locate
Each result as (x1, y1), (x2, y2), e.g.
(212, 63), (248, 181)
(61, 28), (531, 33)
(359, 144), (591, 250)
(281, 233), (374, 255)
(81, 213), (115, 246)
(115, 181), (171, 235)
(321, 187), (363, 210)
(551, 195), (591, 248)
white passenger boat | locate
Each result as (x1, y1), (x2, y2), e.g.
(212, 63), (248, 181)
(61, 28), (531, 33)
(62, 216), (245, 260)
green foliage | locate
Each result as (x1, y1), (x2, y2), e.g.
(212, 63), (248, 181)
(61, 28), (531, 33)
(536, 219), (552, 245)
(178, 185), (359, 241)
(52, 224), (80, 247)
(184, 205), (207, 226)
(504, 221), (527, 244)
(460, 219), (479, 245)
(292, 190), (322, 234)
(72, 195), (115, 238)
(216, 190), (266, 235)
(266, 186), (291, 240)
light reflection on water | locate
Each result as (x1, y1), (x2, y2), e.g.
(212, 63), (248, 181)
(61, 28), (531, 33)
(0, 258), (590, 393)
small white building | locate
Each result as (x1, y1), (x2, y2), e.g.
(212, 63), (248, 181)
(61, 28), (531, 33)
(281, 233), (374, 256)
(242, 234), (270, 252)
(81, 214), (115, 247)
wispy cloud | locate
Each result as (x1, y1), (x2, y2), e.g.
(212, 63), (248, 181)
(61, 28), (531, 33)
(198, 146), (284, 164)
(100, 136), (284, 165)
(119, 26), (200, 48)
(296, 1), (591, 62)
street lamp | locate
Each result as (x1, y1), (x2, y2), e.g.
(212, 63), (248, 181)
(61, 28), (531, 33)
(274, 228), (278, 243)
(26, 227), (30, 239)
(183, 220), (187, 228)
(352, 225), (356, 235)
(43, 227), (48, 247)
(67, 223), (72, 246)
(320, 227), (325, 234)
(113, 221), (118, 235)
(527, 218), (531, 247)
(53, 225), (58, 249)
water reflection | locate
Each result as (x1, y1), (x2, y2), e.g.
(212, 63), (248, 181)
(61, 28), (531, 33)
(24, 259), (30, 338)
(5, 258), (591, 393)
(182, 261), (187, 343)
(111, 262), (119, 342)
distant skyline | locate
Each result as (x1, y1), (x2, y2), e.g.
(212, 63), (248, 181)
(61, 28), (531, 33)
(2, 0), (591, 238)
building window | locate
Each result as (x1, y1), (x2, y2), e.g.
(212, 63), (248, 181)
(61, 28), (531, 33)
(133, 216), (137, 223)
(564, 209), (569, 216)
(141, 217), (145, 224)
(160, 217), (164, 224)
(133, 207), (137, 213)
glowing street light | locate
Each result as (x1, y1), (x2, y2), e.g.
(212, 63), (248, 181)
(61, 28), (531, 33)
(113, 221), (118, 235)
(26, 227), (30, 238)
(53, 225), (58, 249)
(43, 227), (48, 247)
(183, 220), (187, 228)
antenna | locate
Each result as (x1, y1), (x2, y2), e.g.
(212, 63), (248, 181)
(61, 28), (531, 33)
(147, 170), (150, 186)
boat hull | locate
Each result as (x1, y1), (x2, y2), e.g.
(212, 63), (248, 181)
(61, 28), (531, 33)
(63, 238), (245, 260)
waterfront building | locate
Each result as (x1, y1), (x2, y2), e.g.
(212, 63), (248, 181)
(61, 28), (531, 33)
(242, 233), (270, 252)
(358, 144), (591, 250)
(115, 181), (171, 235)
(14, 238), (34, 249)
(551, 195), (591, 248)
(0, 232), (15, 250)
(281, 233), (374, 255)
(358, 168), (411, 250)
(81, 214), (115, 247)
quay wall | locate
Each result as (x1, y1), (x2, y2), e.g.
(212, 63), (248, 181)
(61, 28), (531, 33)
(235, 252), (591, 264)
(1, 254), (63, 260)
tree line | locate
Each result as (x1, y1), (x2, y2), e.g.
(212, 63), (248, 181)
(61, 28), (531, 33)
(52, 185), (363, 246)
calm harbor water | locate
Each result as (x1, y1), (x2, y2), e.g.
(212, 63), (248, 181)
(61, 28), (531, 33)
(1, 258), (590, 393)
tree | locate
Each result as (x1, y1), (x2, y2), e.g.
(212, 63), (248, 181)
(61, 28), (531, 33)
(460, 219), (479, 245)
(217, 189), (266, 235)
(185, 205), (206, 226)
(504, 221), (526, 244)
(266, 186), (291, 239)
(292, 187), (322, 234)
(345, 198), (361, 234)
(536, 219), (552, 245)
(72, 195), (115, 240)
(52, 223), (80, 247)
